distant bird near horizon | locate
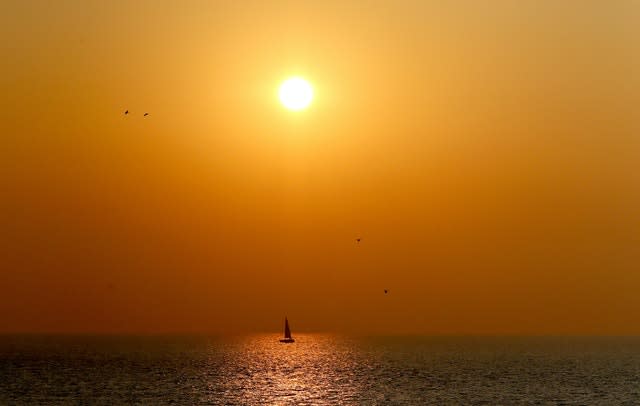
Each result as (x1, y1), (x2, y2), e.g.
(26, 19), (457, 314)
(124, 110), (128, 115)
(144, 112), (149, 116)
(356, 238), (361, 243)
(384, 289), (388, 294)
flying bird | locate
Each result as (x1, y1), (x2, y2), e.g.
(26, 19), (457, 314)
(356, 238), (361, 243)
(124, 110), (129, 115)
(384, 289), (388, 294)
(143, 112), (149, 117)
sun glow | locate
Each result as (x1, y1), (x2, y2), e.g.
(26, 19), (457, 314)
(279, 77), (313, 111)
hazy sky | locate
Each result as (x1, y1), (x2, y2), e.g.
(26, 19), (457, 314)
(1, 1), (639, 334)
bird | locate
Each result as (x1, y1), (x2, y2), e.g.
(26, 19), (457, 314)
(384, 289), (388, 294)
(356, 238), (361, 243)
(124, 110), (129, 115)
(143, 112), (149, 117)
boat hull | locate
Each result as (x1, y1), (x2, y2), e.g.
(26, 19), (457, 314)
(279, 338), (295, 343)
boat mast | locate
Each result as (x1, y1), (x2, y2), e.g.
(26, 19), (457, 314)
(284, 317), (291, 339)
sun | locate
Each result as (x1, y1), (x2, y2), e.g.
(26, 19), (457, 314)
(279, 77), (313, 111)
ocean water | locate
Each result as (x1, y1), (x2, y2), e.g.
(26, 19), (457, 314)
(1, 335), (639, 405)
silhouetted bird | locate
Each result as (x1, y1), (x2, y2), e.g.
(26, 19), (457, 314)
(144, 112), (149, 117)
(356, 238), (361, 243)
(384, 289), (388, 294)
(124, 110), (129, 115)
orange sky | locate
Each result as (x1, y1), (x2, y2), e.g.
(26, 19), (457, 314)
(1, 1), (639, 334)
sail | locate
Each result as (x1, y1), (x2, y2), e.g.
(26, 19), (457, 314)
(284, 317), (291, 339)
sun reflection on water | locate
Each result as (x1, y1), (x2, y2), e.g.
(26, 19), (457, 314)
(210, 334), (364, 405)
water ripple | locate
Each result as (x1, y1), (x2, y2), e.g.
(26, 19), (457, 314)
(1, 335), (639, 404)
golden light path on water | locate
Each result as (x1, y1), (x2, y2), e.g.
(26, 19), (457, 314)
(207, 334), (367, 404)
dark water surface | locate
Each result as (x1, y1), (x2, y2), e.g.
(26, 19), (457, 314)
(1, 335), (639, 404)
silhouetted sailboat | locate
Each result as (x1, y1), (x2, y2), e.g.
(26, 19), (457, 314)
(279, 317), (295, 343)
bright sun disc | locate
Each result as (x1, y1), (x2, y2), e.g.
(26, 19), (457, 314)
(279, 77), (313, 110)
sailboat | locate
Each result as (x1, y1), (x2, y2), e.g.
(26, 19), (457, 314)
(279, 317), (295, 343)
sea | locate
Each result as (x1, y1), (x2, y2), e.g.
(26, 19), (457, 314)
(1, 334), (639, 405)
